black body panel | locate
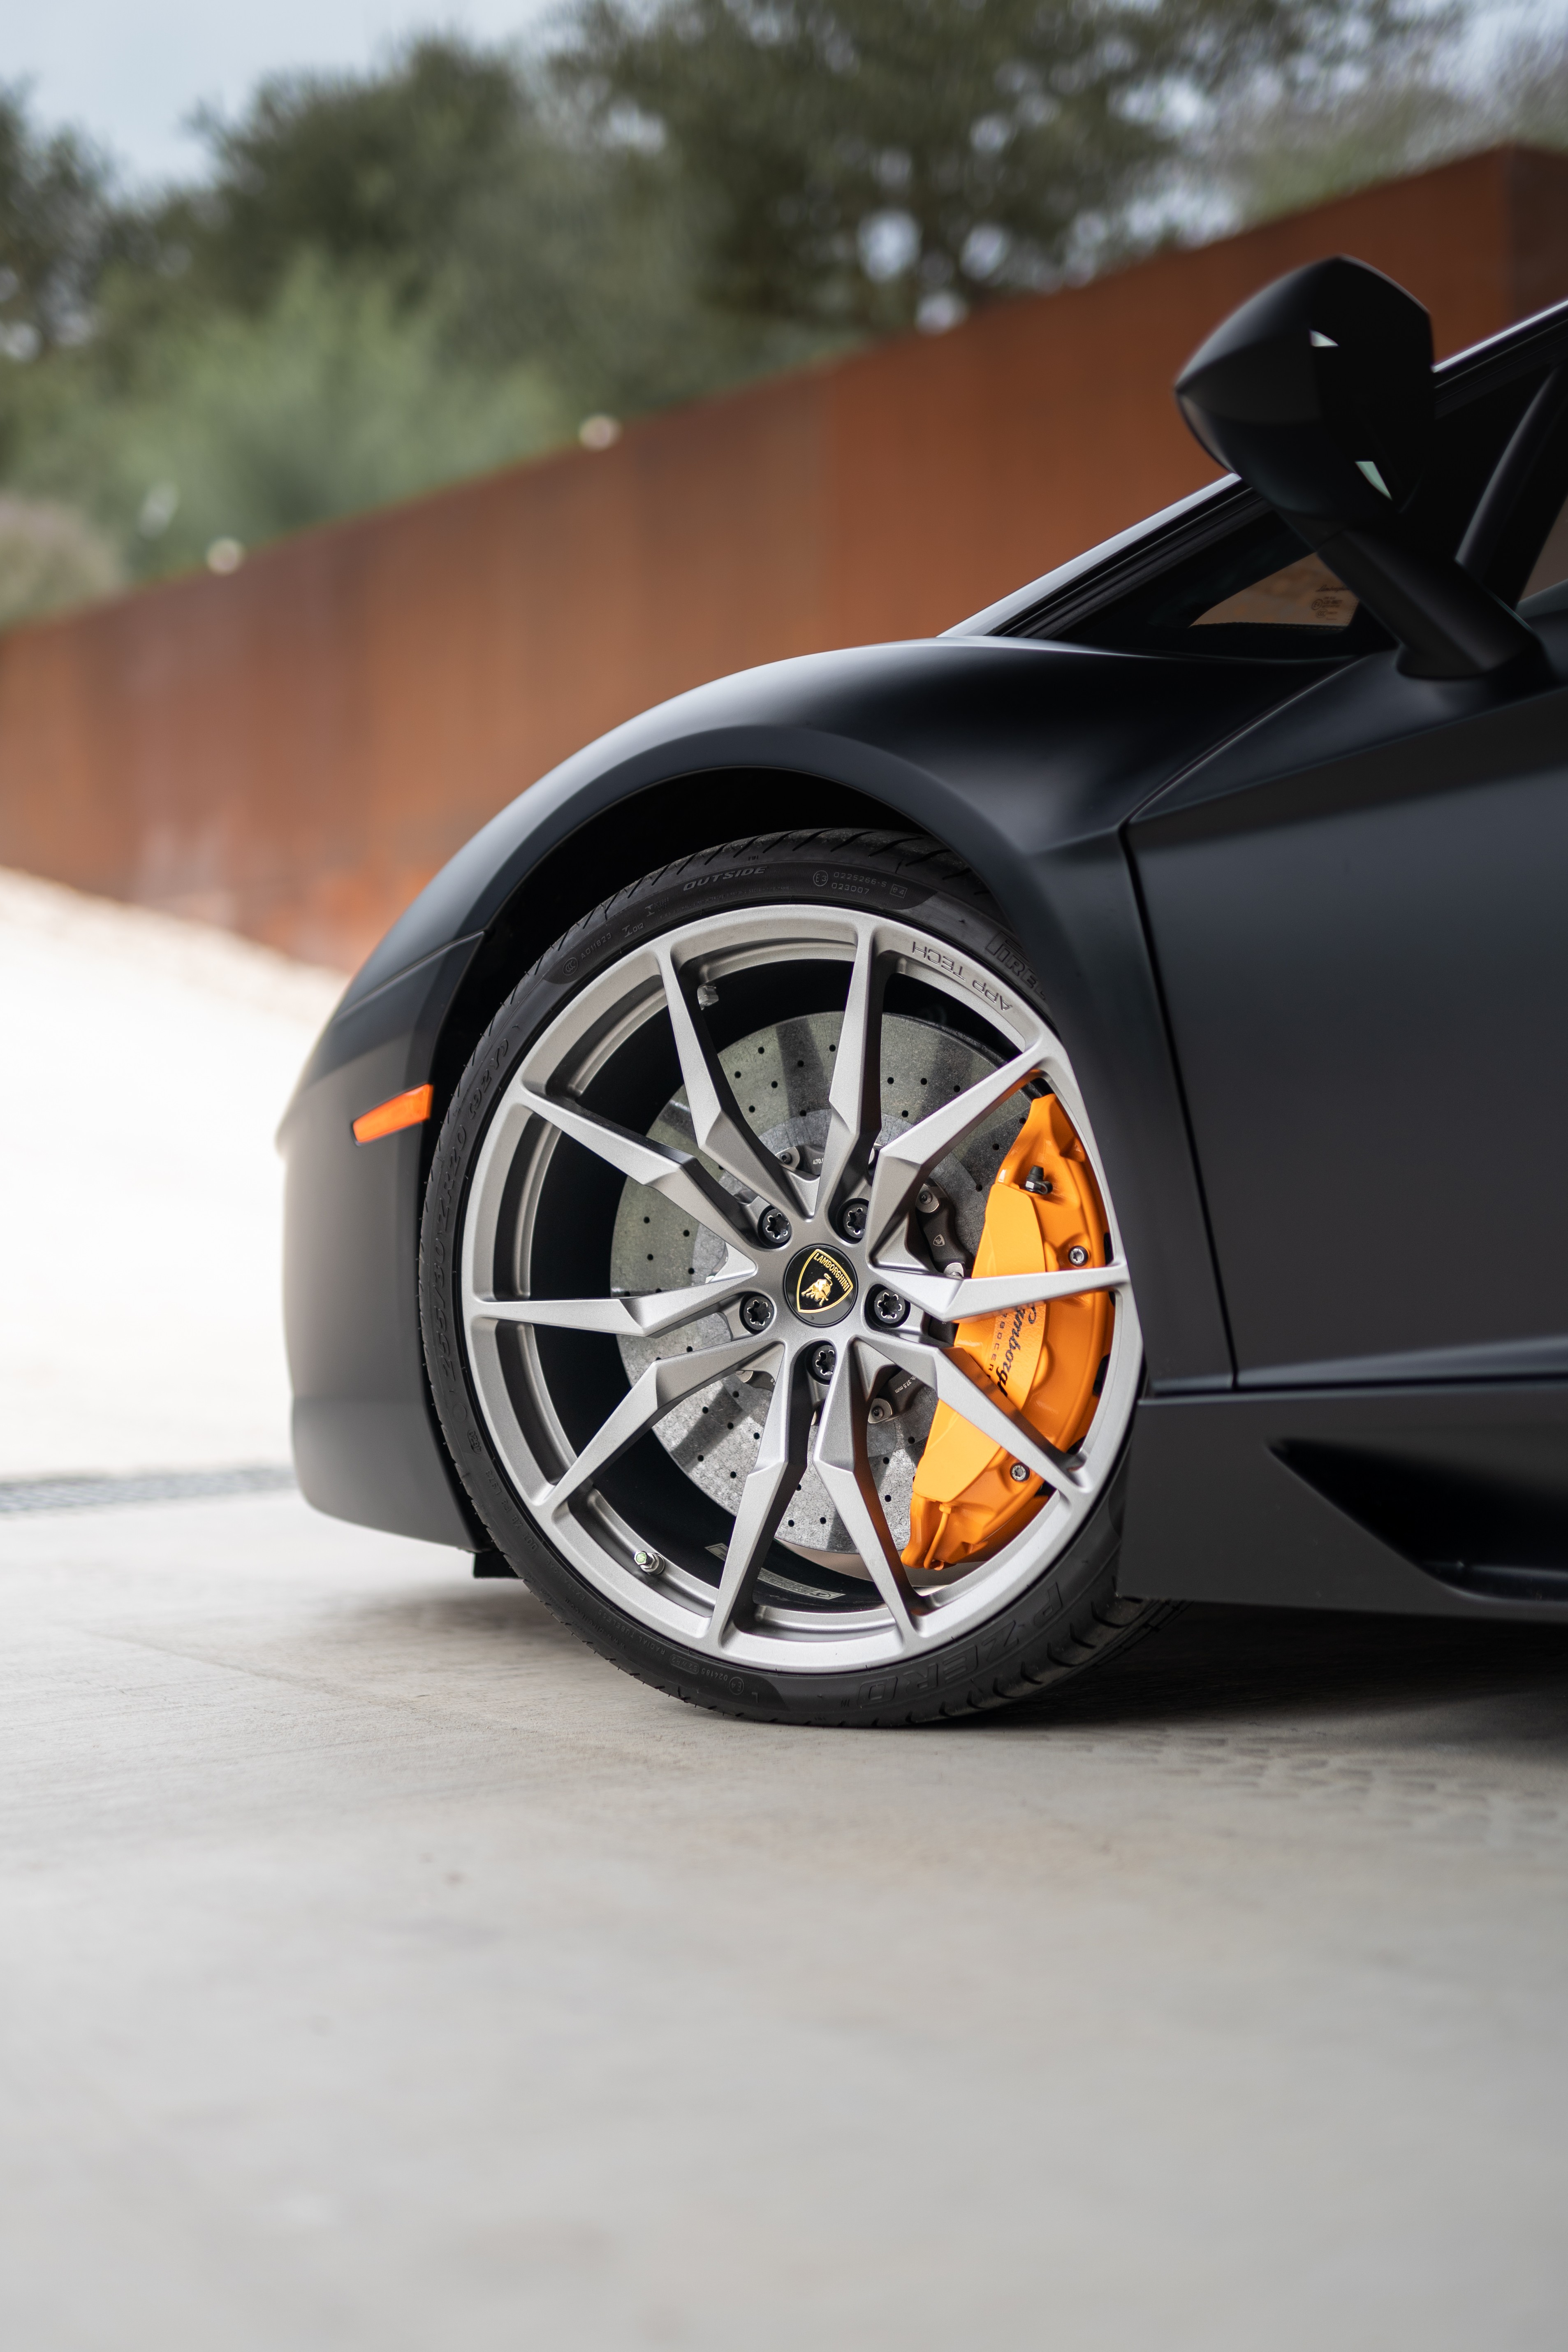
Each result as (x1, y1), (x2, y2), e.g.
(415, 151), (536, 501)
(1122, 1383), (1568, 1618)
(281, 938), (485, 1547)
(1130, 625), (1568, 1384)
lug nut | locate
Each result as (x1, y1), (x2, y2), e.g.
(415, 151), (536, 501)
(838, 1200), (868, 1242)
(809, 1343), (837, 1383)
(1008, 1462), (1030, 1484)
(758, 1207), (792, 1247)
(1067, 1245), (1089, 1267)
(739, 1294), (774, 1332)
(867, 1287), (909, 1330)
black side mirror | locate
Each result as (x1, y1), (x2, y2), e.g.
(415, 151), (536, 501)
(1176, 256), (1538, 681)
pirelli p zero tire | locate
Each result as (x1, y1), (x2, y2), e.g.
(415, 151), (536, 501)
(419, 829), (1172, 1726)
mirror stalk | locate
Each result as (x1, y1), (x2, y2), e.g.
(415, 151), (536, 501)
(1311, 525), (1540, 681)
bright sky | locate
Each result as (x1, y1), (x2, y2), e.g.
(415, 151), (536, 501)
(1, 2), (559, 188)
(3, 0), (1563, 192)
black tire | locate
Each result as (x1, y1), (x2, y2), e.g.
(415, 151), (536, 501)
(420, 827), (1174, 1725)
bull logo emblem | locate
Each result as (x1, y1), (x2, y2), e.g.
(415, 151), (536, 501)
(788, 1246), (855, 1320)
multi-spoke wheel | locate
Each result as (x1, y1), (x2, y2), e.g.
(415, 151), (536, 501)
(420, 831), (1171, 1724)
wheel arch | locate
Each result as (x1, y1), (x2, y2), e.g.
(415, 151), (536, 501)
(426, 766), (959, 1139)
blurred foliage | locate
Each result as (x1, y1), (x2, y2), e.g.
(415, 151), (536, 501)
(0, 492), (121, 626)
(16, 257), (568, 583)
(0, 87), (121, 358)
(558, 0), (1439, 332)
(0, 5), (1564, 629)
(1179, 16), (1568, 222)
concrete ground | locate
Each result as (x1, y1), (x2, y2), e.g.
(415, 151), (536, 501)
(5, 1490), (1568, 2350)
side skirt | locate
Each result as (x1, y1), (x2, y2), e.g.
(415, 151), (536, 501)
(1120, 1382), (1568, 1620)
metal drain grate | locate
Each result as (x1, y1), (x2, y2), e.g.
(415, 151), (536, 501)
(0, 1465), (297, 1515)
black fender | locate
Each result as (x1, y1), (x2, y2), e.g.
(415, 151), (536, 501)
(280, 634), (1322, 1544)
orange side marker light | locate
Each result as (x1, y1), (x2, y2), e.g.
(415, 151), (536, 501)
(352, 1084), (433, 1144)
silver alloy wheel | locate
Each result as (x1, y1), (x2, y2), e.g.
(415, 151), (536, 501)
(459, 904), (1142, 1673)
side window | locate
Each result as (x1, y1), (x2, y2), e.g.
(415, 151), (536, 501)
(1193, 553), (1358, 630)
(1042, 354), (1559, 659)
(1522, 492), (1568, 600)
(1047, 513), (1380, 662)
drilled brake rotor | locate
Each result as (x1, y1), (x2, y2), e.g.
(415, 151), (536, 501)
(610, 1010), (1028, 1567)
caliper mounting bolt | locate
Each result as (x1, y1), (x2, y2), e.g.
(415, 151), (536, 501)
(915, 1183), (941, 1215)
(1008, 1463), (1031, 1484)
(1067, 1245), (1089, 1267)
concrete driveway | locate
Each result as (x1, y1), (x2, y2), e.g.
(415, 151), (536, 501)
(5, 1490), (1567, 2350)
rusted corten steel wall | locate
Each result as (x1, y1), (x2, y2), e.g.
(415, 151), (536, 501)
(1, 145), (1565, 969)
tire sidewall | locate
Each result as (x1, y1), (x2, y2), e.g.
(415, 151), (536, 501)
(420, 831), (1139, 1726)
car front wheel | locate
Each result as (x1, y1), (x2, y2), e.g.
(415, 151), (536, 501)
(420, 828), (1169, 1725)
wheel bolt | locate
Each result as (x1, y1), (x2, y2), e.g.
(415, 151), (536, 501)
(1009, 1462), (1030, 1484)
(838, 1200), (868, 1242)
(739, 1294), (774, 1332)
(758, 1207), (792, 1248)
(1067, 1245), (1089, 1266)
(867, 1287), (909, 1329)
(809, 1343), (837, 1382)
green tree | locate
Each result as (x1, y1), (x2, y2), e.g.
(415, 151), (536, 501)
(117, 33), (815, 421)
(554, 0), (1438, 331)
(17, 256), (568, 582)
(0, 83), (119, 357)
(157, 38), (528, 317)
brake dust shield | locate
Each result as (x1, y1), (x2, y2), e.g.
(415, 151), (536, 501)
(903, 1094), (1112, 1573)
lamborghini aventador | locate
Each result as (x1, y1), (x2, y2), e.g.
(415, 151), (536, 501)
(281, 256), (1568, 1723)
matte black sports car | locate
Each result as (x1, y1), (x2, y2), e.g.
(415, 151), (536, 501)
(281, 258), (1568, 1725)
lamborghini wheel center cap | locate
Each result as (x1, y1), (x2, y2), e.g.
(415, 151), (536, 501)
(783, 1243), (859, 1328)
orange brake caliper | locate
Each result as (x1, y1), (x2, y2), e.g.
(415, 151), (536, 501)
(902, 1094), (1112, 1573)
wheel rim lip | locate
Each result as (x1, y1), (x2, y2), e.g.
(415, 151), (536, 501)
(456, 903), (1143, 1673)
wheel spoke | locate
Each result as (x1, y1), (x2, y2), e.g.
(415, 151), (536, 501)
(817, 923), (887, 1210)
(516, 1082), (752, 1242)
(864, 1333), (1092, 1505)
(862, 1044), (1045, 1253)
(658, 949), (804, 1219)
(702, 1351), (817, 1650)
(892, 1259), (1131, 1321)
(544, 1333), (772, 1515)
(475, 1254), (755, 1340)
(813, 1344), (929, 1648)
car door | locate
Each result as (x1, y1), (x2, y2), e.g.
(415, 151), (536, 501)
(1130, 652), (1568, 1384)
(1126, 372), (1568, 1388)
